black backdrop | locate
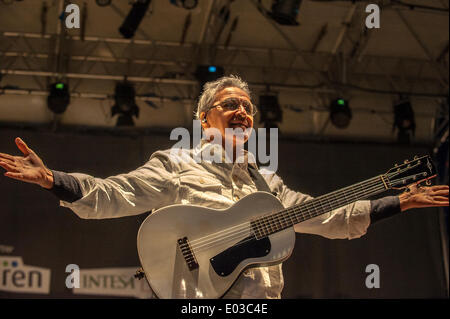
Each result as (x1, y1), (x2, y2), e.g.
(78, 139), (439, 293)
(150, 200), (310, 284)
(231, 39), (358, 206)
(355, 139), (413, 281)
(0, 127), (447, 298)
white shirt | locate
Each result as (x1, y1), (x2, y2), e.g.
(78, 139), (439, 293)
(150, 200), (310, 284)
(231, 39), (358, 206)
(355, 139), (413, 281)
(60, 141), (371, 299)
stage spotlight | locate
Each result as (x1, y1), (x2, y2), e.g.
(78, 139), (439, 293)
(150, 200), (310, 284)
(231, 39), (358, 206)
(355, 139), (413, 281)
(47, 82), (70, 114)
(330, 98), (352, 129)
(170, 0), (198, 10)
(269, 0), (302, 26)
(393, 98), (415, 143)
(119, 0), (152, 39)
(259, 94), (282, 129)
(95, 0), (111, 7)
(111, 82), (140, 126)
(194, 65), (225, 92)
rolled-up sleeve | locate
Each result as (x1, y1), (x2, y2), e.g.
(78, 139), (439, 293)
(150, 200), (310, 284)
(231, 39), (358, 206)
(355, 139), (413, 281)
(59, 151), (179, 219)
(261, 170), (371, 240)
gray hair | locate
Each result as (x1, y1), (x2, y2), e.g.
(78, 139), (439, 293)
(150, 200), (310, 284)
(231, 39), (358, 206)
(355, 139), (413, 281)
(194, 75), (251, 120)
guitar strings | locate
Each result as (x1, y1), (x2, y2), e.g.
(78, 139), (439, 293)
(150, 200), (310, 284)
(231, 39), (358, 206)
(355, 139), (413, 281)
(188, 175), (382, 248)
(195, 171), (419, 253)
(247, 170), (407, 239)
(189, 178), (387, 253)
(253, 172), (415, 237)
(189, 168), (411, 253)
(188, 175), (382, 247)
(190, 182), (387, 253)
(189, 177), (384, 251)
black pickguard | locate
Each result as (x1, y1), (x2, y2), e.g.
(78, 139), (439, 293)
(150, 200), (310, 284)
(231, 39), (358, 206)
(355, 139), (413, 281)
(209, 236), (271, 277)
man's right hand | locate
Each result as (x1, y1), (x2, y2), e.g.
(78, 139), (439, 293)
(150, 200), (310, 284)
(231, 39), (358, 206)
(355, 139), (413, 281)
(0, 137), (54, 189)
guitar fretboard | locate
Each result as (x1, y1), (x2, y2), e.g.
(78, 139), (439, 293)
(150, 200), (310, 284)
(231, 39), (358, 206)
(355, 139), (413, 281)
(251, 175), (388, 239)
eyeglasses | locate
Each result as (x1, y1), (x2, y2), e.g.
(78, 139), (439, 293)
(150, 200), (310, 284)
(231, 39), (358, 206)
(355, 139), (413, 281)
(210, 97), (257, 116)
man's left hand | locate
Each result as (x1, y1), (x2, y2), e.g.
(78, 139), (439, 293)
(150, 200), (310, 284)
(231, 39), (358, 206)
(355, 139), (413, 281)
(399, 184), (449, 212)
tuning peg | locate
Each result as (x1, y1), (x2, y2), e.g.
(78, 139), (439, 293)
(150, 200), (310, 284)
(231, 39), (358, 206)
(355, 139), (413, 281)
(414, 156), (419, 160)
(404, 160), (409, 164)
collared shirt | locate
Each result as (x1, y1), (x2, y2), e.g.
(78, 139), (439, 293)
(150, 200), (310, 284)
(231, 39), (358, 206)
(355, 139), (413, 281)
(59, 141), (373, 299)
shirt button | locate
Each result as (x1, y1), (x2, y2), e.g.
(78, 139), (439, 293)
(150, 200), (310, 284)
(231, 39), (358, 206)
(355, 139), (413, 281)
(199, 177), (205, 184)
(234, 195), (240, 201)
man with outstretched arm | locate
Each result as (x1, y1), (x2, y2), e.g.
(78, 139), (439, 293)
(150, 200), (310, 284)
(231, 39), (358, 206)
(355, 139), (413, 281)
(1, 76), (448, 298)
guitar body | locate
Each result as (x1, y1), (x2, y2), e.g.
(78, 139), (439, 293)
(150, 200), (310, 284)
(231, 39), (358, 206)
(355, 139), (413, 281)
(137, 191), (295, 299)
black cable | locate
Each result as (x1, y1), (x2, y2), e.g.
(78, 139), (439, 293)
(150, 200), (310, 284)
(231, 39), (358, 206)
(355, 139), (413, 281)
(309, 0), (449, 13)
(390, 0), (449, 12)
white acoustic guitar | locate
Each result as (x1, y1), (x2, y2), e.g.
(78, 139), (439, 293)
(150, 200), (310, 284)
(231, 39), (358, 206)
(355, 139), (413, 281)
(136, 155), (436, 299)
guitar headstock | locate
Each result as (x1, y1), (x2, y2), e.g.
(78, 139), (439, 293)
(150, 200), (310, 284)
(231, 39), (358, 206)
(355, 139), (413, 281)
(384, 155), (436, 190)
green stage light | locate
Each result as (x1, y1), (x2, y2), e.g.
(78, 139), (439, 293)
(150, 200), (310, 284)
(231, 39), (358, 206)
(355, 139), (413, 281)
(47, 82), (70, 114)
(330, 98), (352, 129)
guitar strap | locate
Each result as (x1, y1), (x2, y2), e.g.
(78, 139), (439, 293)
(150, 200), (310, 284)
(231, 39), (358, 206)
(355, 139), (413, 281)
(247, 164), (273, 194)
(247, 164), (283, 287)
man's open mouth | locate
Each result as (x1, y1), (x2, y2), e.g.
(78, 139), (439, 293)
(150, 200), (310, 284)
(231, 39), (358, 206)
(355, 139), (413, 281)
(229, 122), (249, 131)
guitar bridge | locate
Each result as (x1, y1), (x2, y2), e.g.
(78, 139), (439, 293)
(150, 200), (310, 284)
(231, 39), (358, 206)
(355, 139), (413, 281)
(177, 237), (199, 271)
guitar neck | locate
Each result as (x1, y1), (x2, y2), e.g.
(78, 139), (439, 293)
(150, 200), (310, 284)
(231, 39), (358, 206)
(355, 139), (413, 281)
(251, 175), (389, 239)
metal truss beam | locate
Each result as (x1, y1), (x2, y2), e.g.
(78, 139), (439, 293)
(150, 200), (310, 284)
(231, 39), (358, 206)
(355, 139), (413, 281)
(0, 31), (448, 98)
